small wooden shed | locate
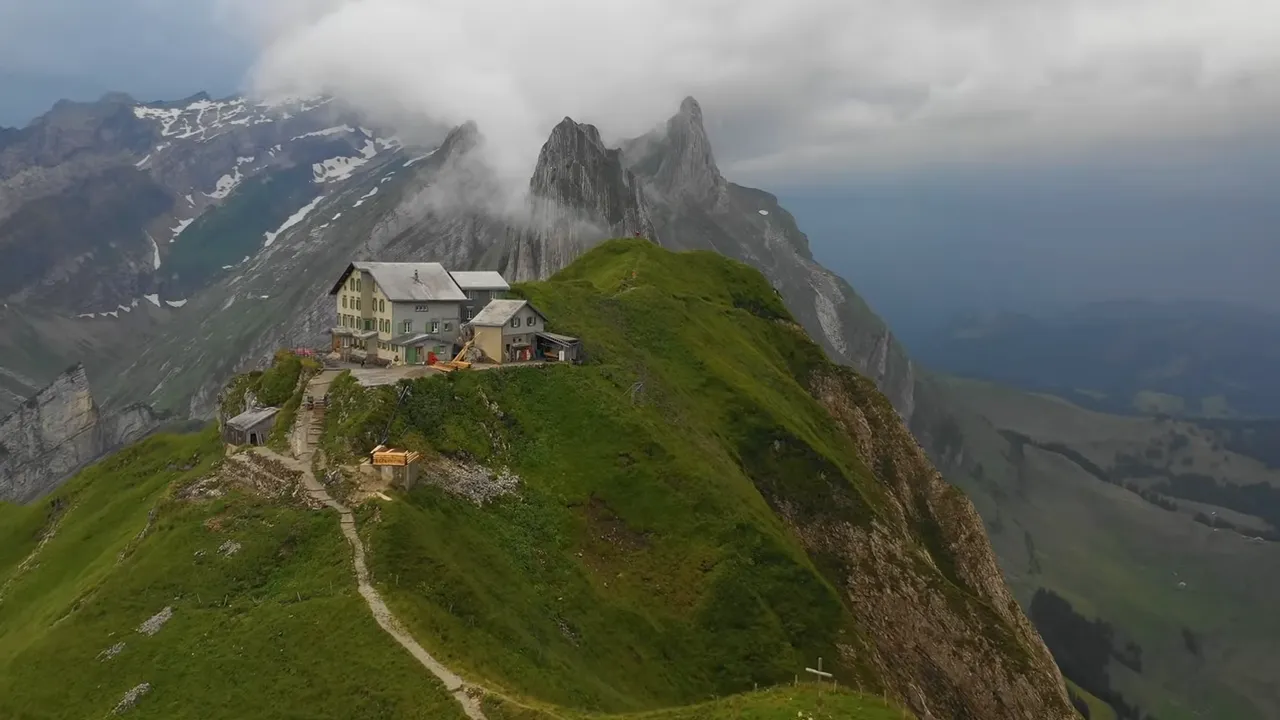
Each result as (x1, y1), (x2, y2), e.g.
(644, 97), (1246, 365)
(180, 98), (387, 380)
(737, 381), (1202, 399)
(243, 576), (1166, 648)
(223, 407), (280, 446)
(370, 444), (423, 490)
(535, 332), (583, 363)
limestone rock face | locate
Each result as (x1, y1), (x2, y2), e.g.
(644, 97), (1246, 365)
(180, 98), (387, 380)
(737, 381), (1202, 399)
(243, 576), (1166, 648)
(807, 367), (1075, 720)
(0, 364), (159, 502)
(503, 118), (656, 282)
(622, 98), (917, 420)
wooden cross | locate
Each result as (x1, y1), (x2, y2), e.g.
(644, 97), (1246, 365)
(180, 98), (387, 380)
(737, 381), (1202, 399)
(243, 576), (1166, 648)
(806, 657), (833, 710)
(805, 657), (833, 683)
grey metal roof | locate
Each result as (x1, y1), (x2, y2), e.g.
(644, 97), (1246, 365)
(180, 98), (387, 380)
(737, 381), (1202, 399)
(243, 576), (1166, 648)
(388, 332), (443, 346)
(227, 407), (279, 431)
(448, 270), (510, 291)
(537, 331), (580, 345)
(331, 262), (467, 302)
(469, 299), (539, 327)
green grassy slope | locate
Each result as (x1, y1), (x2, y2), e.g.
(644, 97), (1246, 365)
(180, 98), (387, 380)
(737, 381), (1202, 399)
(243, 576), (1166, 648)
(0, 429), (468, 720)
(324, 239), (1069, 718)
(482, 685), (909, 719)
(920, 375), (1280, 720)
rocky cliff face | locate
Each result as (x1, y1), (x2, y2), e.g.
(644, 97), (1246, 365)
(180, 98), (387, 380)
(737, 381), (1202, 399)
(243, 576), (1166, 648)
(621, 98), (917, 419)
(0, 364), (160, 503)
(808, 366), (1073, 719)
(503, 118), (656, 282)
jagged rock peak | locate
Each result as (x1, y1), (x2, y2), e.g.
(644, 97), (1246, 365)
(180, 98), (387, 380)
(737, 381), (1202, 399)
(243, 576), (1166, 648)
(436, 120), (480, 160)
(657, 95), (723, 201)
(528, 116), (650, 229)
(678, 95), (703, 121)
(502, 117), (656, 282)
(622, 96), (724, 206)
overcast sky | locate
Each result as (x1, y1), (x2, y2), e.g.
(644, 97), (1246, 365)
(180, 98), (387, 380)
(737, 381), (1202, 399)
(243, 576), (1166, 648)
(4, 0), (1279, 182)
(3, 0), (1279, 314)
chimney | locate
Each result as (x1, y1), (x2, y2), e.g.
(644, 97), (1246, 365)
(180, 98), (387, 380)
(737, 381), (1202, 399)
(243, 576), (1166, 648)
(413, 269), (420, 282)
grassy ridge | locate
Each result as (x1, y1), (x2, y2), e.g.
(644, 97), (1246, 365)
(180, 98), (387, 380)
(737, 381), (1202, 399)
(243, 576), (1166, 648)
(482, 685), (909, 719)
(0, 429), (467, 720)
(321, 240), (1018, 715)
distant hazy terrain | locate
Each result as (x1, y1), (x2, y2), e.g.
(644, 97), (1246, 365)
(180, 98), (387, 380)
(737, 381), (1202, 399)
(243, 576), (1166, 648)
(908, 300), (1280, 419)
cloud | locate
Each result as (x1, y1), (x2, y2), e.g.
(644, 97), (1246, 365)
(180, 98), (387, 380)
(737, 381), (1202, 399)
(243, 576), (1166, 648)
(222, 0), (1280, 186)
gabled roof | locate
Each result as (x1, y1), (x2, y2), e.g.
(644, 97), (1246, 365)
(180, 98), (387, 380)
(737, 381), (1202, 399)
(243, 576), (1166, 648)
(448, 270), (510, 291)
(227, 407), (279, 431)
(328, 262), (467, 302)
(469, 299), (545, 327)
(537, 331), (580, 346)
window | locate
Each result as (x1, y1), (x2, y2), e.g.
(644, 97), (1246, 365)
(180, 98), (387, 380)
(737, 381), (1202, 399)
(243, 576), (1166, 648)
(342, 296), (347, 309)
(443, 322), (451, 332)
(464, 307), (473, 321)
(365, 318), (374, 331)
(526, 316), (536, 327)
(355, 297), (360, 311)
(510, 317), (519, 328)
(401, 320), (412, 334)
(430, 320), (440, 333)
(414, 304), (429, 312)
(466, 290), (475, 300)
(379, 299), (385, 313)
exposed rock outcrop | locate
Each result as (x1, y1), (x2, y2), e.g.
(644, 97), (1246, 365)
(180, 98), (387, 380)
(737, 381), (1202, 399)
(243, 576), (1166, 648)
(503, 117), (656, 281)
(806, 366), (1073, 720)
(0, 363), (160, 502)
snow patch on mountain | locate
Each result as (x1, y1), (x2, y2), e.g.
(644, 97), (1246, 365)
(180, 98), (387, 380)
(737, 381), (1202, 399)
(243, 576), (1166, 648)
(312, 140), (378, 183)
(404, 149), (436, 167)
(143, 294), (160, 307)
(170, 218), (194, 242)
(206, 168), (243, 200)
(291, 125), (353, 141)
(264, 197), (323, 247)
(147, 233), (161, 270)
(352, 186), (378, 207)
(135, 154), (151, 169)
(132, 95), (331, 144)
(165, 299), (188, 308)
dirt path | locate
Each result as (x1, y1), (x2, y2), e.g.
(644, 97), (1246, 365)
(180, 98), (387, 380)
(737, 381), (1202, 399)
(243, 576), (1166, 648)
(249, 445), (488, 720)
